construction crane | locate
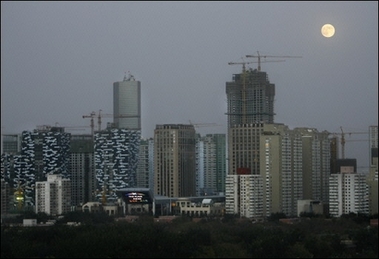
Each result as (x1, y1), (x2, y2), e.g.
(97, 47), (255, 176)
(228, 59), (285, 123)
(188, 120), (221, 128)
(84, 110), (139, 135)
(97, 110), (139, 131)
(245, 51), (302, 71)
(54, 122), (89, 132)
(82, 111), (96, 136)
(332, 127), (368, 159)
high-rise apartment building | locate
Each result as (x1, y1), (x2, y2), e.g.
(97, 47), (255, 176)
(329, 167), (369, 217)
(2, 134), (22, 154)
(296, 127), (331, 203)
(35, 174), (71, 216)
(367, 125), (378, 215)
(369, 125), (378, 167)
(94, 128), (140, 203)
(259, 124), (304, 217)
(225, 67), (332, 218)
(136, 138), (154, 189)
(1, 179), (10, 215)
(3, 126), (71, 208)
(154, 124), (196, 197)
(113, 73), (141, 130)
(225, 67), (276, 218)
(69, 134), (96, 207)
(196, 134), (227, 196)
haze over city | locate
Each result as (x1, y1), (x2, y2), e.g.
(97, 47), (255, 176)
(1, 1), (378, 169)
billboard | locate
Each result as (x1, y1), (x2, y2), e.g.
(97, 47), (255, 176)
(123, 191), (151, 204)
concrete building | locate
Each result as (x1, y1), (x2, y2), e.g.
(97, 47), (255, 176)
(1, 179), (10, 216)
(329, 170), (369, 217)
(113, 73), (141, 130)
(196, 134), (227, 196)
(136, 138), (154, 189)
(4, 126), (71, 208)
(367, 125), (378, 215)
(295, 127), (330, 204)
(225, 68), (275, 218)
(224, 65), (336, 219)
(226, 68), (275, 127)
(154, 124), (196, 197)
(94, 128), (141, 203)
(1, 134), (22, 154)
(35, 174), (71, 216)
(259, 124), (305, 217)
(69, 134), (96, 207)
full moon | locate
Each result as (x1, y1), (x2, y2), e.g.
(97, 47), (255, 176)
(321, 24), (335, 38)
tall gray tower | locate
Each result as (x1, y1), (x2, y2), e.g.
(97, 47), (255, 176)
(113, 73), (141, 130)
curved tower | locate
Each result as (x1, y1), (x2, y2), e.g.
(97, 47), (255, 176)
(113, 73), (141, 130)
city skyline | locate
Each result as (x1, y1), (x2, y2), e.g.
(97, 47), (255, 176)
(1, 2), (378, 170)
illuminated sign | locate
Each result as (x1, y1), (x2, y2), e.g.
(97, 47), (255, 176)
(124, 192), (150, 204)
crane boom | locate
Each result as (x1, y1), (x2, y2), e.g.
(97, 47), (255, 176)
(246, 51), (302, 71)
(330, 127), (368, 159)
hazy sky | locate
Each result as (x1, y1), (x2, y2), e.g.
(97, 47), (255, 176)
(1, 1), (378, 169)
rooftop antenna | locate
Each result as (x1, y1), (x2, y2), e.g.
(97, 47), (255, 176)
(124, 71), (135, 81)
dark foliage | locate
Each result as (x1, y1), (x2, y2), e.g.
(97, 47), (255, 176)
(1, 215), (377, 258)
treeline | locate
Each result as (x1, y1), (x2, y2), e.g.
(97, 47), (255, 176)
(1, 213), (378, 258)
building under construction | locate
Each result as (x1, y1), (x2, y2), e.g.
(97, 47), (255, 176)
(226, 68), (275, 127)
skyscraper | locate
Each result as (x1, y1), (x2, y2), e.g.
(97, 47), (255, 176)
(113, 73), (141, 130)
(226, 68), (275, 127)
(69, 134), (96, 207)
(94, 128), (140, 203)
(136, 138), (154, 189)
(225, 67), (276, 218)
(154, 124), (196, 197)
(9, 126), (71, 208)
(367, 125), (378, 215)
(225, 67), (331, 218)
(196, 134), (227, 195)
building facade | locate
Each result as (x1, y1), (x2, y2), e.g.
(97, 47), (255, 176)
(196, 134), (227, 196)
(367, 125), (378, 215)
(154, 124), (196, 197)
(329, 171), (369, 217)
(35, 174), (71, 216)
(224, 66), (332, 218)
(69, 134), (96, 207)
(2, 126), (71, 208)
(296, 127), (331, 204)
(259, 124), (304, 217)
(113, 73), (141, 130)
(94, 128), (141, 203)
(226, 68), (275, 127)
(1, 134), (22, 154)
(136, 138), (154, 189)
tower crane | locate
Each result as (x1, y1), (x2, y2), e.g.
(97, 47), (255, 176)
(97, 110), (139, 131)
(228, 59), (285, 123)
(82, 111), (96, 136)
(331, 127), (368, 159)
(85, 110), (141, 134)
(245, 51), (302, 71)
(188, 120), (221, 129)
